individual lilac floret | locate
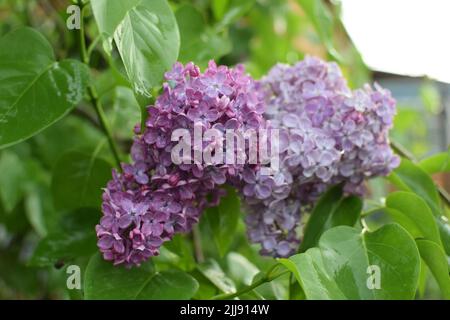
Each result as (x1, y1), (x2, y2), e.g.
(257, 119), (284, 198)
(241, 56), (399, 257)
(97, 61), (267, 266)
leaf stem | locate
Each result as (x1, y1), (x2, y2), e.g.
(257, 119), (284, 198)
(78, 0), (122, 169)
(192, 225), (204, 263)
(210, 264), (288, 300)
(87, 86), (122, 168)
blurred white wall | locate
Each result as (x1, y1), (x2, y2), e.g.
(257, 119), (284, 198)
(341, 0), (450, 84)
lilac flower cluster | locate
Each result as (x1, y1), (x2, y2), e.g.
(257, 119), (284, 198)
(242, 56), (399, 257)
(96, 61), (266, 266)
(97, 56), (399, 265)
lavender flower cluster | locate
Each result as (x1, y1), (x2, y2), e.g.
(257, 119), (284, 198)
(96, 61), (266, 266)
(242, 56), (399, 257)
(97, 57), (399, 266)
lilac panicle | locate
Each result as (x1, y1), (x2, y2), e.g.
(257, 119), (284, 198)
(242, 56), (399, 257)
(97, 61), (267, 266)
(97, 57), (400, 264)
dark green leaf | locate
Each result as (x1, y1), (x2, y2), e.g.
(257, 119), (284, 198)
(0, 27), (89, 148)
(136, 269), (199, 300)
(29, 208), (100, 267)
(162, 234), (196, 271)
(84, 253), (155, 299)
(0, 151), (27, 212)
(176, 4), (231, 65)
(190, 269), (219, 299)
(300, 185), (362, 252)
(203, 187), (241, 256)
(51, 151), (112, 211)
(281, 224), (420, 299)
(327, 195), (363, 228)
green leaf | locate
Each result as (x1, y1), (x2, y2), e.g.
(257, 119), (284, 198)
(29, 208), (100, 267)
(212, 0), (229, 21)
(90, 0), (141, 37)
(416, 239), (450, 299)
(386, 191), (442, 246)
(300, 185), (362, 252)
(227, 252), (259, 286)
(388, 159), (450, 255)
(389, 158), (441, 216)
(300, 185), (342, 252)
(296, 0), (341, 61)
(419, 151), (450, 174)
(84, 253), (155, 299)
(0, 151), (27, 212)
(216, 0), (256, 31)
(24, 189), (47, 237)
(202, 187), (241, 256)
(190, 269), (220, 299)
(417, 259), (428, 299)
(175, 4), (231, 65)
(51, 151), (112, 211)
(162, 234), (196, 271)
(197, 259), (236, 294)
(327, 195), (363, 228)
(91, 0), (180, 98)
(437, 218), (450, 257)
(109, 86), (140, 139)
(0, 27), (89, 148)
(136, 269), (199, 300)
(281, 224), (420, 299)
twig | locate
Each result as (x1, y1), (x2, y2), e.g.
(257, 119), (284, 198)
(78, 1), (122, 169)
(72, 108), (100, 129)
(211, 264), (287, 300)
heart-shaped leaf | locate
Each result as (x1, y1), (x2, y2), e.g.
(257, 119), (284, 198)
(84, 253), (198, 300)
(389, 158), (441, 216)
(281, 224), (420, 299)
(386, 191), (442, 246)
(91, 0), (179, 98)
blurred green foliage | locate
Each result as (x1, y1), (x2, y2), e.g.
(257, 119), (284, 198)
(0, 0), (447, 300)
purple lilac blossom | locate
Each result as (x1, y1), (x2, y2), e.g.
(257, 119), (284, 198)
(97, 61), (267, 266)
(242, 56), (399, 258)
